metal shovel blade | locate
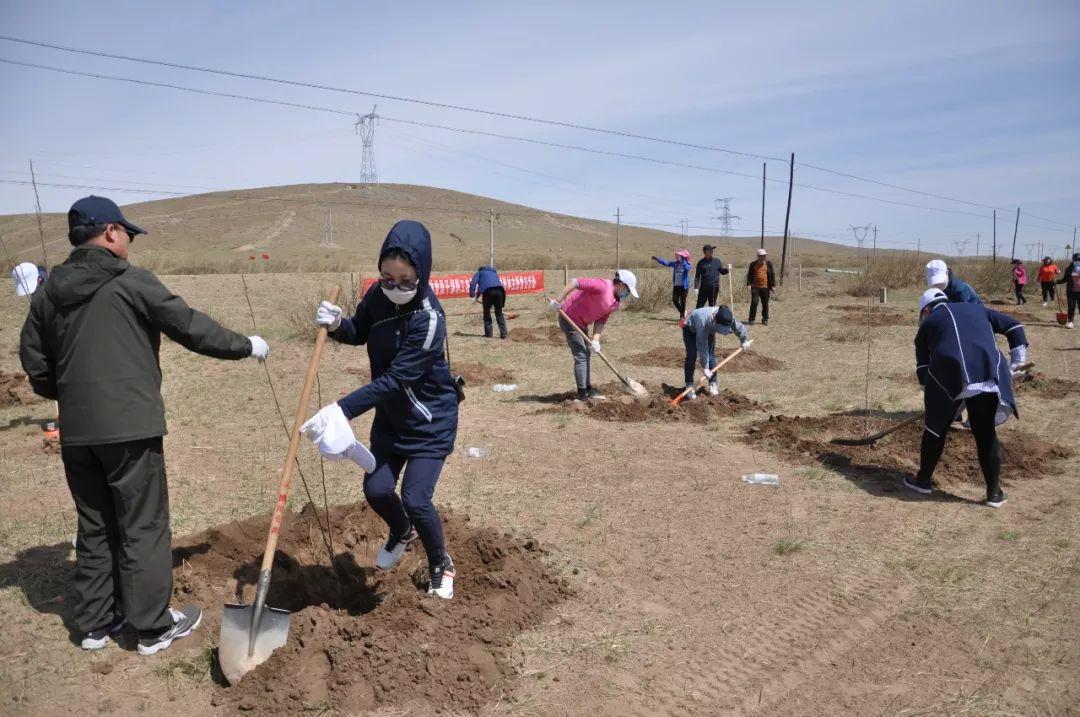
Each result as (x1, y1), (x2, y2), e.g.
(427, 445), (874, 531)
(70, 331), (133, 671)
(218, 602), (290, 685)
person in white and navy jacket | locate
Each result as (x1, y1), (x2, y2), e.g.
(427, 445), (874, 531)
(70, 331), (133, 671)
(904, 289), (1028, 507)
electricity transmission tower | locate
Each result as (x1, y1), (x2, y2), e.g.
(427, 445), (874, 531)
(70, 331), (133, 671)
(849, 224), (872, 250)
(713, 198), (739, 238)
(1024, 242), (1037, 261)
(952, 239), (968, 256)
(355, 105), (378, 188)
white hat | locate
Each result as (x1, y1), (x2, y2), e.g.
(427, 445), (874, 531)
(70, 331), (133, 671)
(756, 248), (768, 256)
(925, 259), (948, 287)
(919, 288), (947, 311)
(12, 262), (38, 297)
(615, 269), (639, 298)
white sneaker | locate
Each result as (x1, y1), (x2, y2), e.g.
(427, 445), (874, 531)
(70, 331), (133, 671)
(137, 605), (202, 656)
(1067, 322), (1075, 329)
(427, 555), (455, 599)
(683, 387), (697, 400)
(80, 613), (126, 650)
(376, 527), (417, 570)
(1042, 302), (1048, 307)
(708, 383), (719, 396)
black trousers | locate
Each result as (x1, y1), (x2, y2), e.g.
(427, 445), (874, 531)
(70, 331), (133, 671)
(1040, 281), (1056, 302)
(748, 287), (771, 322)
(671, 286), (687, 317)
(481, 286), (507, 338)
(62, 437), (173, 636)
(695, 283), (719, 308)
(917, 392), (1002, 500)
(1069, 291), (1078, 321)
(1014, 281), (1027, 304)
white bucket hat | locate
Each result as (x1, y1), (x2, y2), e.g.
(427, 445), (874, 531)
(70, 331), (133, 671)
(12, 262), (38, 297)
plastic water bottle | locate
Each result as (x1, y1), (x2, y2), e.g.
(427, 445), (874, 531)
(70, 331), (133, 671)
(742, 473), (780, 485)
(466, 447), (489, 459)
(492, 384), (518, 392)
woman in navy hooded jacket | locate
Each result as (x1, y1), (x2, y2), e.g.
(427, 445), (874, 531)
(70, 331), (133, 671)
(303, 221), (459, 599)
(904, 289), (1028, 508)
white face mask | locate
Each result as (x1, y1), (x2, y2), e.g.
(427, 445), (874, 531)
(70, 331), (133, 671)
(382, 286), (418, 305)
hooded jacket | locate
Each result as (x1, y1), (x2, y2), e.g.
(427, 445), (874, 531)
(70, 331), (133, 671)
(469, 266), (503, 297)
(915, 302), (1026, 436)
(19, 245), (253, 446)
(332, 221), (458, 458)
(942, 274), (982, 304)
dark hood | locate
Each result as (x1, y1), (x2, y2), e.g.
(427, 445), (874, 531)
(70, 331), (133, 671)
(44, 245), (128, 308)
(379, 221), (433, 288)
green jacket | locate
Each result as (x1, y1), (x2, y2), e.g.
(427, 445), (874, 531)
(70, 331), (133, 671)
(19, 245), (252, 446)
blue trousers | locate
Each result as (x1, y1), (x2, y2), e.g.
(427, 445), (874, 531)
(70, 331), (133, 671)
(363, 452), (446, 567)
(682, 326), (717, 386)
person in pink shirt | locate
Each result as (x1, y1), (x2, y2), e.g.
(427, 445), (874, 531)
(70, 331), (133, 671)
(1011, 259), (1028, 305)
(549, 270), (638, 401)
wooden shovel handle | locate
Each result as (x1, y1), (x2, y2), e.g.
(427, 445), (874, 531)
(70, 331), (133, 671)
(259, 285), (341, 573)
(671, 347), (744, 406)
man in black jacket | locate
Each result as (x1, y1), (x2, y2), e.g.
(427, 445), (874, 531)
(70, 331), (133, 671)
(694, 244), (730, 308)
(745, 248), (777, 325)
(19, 196), (270, 656)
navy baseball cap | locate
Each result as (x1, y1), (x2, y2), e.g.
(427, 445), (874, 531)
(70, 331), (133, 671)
(68, 196), (146, 238)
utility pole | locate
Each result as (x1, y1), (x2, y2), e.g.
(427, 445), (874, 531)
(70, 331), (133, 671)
(975, 233), (980, 257)
(489, 209), (496, 267)
(28, 159), (49, 269)
(616, 208), (624, 269)
(992, 209), (997, 263)
(916, 237), (921, 265)
(872, 225), (878, 259)
(779, 152), (794, 281)
(1010, 207), (1020, 260)
(760, 162), (766, 249)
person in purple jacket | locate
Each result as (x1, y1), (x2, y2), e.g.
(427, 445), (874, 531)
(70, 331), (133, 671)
(302, 221), (459, 599)
(652, 250), (692, 319)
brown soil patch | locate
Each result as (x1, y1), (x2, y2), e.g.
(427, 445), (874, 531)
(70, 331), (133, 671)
(171, 502), (566, 715)
(627, 346), (784, 372)
(508, 325), (564, 346)
(995, 308), (1041, 323)
(542, 381), (764, 423)
(828, 308), (911, 328)
(0, 371), (42, 408)
(744, 413), (1072, 488)
(454, 362), (515, 384)
(1014, 371), (1080, 400)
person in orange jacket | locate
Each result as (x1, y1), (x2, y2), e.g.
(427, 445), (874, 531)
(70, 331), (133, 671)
(1036, 257), (1060, 306)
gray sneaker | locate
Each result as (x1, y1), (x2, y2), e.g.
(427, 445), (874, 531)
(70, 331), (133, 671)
(137, 605), (202, 656)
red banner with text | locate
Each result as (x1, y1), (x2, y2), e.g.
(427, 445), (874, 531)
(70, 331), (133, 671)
(361, 271), (544, 299)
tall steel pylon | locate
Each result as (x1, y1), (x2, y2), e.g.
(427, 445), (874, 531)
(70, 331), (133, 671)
(713, 198), (739, 238)
(355, 104), (378, 188)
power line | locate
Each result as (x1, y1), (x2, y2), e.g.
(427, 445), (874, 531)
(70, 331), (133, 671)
(0, 34), (784, 164)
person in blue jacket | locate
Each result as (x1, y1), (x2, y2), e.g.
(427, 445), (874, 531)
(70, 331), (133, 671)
(652, 250), (692, 319)
(681, 305), (751, 399)
(469, 265), (507, 339)
(903, 289), (1028, 508)
(925, 259), (982, 304)
(302, 220), (459, 599)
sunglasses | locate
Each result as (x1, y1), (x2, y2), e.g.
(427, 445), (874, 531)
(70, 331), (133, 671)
(378, 276), (419, 291)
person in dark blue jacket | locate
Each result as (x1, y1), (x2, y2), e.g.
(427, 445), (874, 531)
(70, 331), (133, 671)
(302, 220), (459, 599)
(904, 289), (1028, 507)
(469, 265), (507, 339)
(652, 250), (692, 318)
(925, 259), (982, 304)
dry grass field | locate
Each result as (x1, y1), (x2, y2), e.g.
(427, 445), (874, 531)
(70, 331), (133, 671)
(0, 266), (1077, 715)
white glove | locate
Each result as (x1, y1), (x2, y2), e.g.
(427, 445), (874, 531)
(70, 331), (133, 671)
(591, 339), (602, 353)
(727, 263), (732, 270)
(548, 299), (562, 311)
(1009, 345), (1027, 370)
(703, 366), (715, 380)
(741, 339), (753, 350)
(248, 336), (269, 362)
(693, 288), (699, 295)
(343, 442), (377, 474)
(300, 403), (378, 473)
(315, 301), (343, 331)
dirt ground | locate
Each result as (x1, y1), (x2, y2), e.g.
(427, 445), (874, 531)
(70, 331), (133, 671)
(0, 371), (42, 408)
(627, 346), (784, 372)
(1, 271), (1077, 716)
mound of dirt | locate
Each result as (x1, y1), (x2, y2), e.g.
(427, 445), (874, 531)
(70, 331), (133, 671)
(744, 413), (1072, 488)
(0, 372), (42, 408)
(627, 347), (783, 372)
(1014, 371), (1080, 399)
(455, 362), (515, 384)
(171, 502), (567, 714)
(545, 384), (764, 423)
(830, 310), (911, 328)
(508, 325), (564, 346)
(995, 308), (1042, 323)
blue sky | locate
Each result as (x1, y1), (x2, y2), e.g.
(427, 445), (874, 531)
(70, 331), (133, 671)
(1, 0), (1078, 256)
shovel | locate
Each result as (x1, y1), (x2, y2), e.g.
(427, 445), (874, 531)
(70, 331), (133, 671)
(830, 413), (922, 446)
(670, 347), (744, 406)
(1056, 292), (1068, 326)
(548, 299), (648, 399)
(219, 286), (340, 685)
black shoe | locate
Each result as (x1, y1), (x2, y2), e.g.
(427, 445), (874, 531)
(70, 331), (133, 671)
(575, 388), (590, 402)
(80, 612), (126, 650)
(761, 319), (768, 326)
(903, 476), (934, 495)
(137, 605), (203, 656)
(586, 385), (606, 400)
(427, 555), (455, 599)
(986, 490), (1007, 508)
